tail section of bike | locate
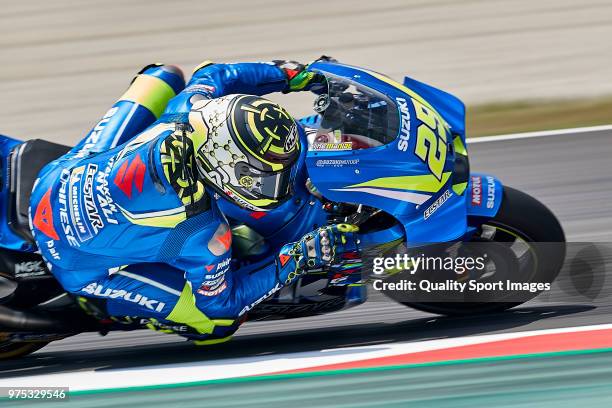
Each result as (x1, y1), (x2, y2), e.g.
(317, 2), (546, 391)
(0, 134), (32, 252)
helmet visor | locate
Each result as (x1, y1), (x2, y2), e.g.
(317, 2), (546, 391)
(233, 162), (296, 207)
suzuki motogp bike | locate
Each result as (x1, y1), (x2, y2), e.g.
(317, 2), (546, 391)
(0, 61), (565, 359)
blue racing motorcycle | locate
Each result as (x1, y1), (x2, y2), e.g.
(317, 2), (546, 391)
(0, 61), (565, 359)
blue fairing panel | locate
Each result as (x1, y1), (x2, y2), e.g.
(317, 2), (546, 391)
(402, 76), (466, 139)
(305, 62), (468, 244)
(466, 173), (504, 218)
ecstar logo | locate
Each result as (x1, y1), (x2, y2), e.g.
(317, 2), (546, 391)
(424, 189), (452, 220)
(84, 164), (104, 233)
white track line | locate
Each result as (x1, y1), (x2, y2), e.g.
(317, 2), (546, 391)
(468, 124), (612, 144)
(3, 323), (612, 392)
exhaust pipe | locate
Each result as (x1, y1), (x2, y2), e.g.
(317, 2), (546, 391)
(0, 304), (92, 332)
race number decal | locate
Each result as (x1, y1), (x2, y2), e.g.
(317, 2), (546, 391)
(412, 99), (448, 180)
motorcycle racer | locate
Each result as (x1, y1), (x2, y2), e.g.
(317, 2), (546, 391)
(28, 60), (357, 343)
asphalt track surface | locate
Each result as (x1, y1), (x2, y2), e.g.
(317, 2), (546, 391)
(0, 128), (610, 381)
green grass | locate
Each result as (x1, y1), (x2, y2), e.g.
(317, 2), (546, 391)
(467, 96), (612, 137)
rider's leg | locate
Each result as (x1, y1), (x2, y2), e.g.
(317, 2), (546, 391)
(68, 64), (185, 159)
(55, 262), (239, 341)
(102, 263), (241, 343)
(53, 263), (182, 320)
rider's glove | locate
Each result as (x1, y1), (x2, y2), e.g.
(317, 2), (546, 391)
(276, 224), (359, 285)
(313, 55), (337, 63)
(273, 60), (327, 93)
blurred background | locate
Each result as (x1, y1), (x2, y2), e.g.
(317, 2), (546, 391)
(1, 0), (611, 144)
(2, 4), (612, 402)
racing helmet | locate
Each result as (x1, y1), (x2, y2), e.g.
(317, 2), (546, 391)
(187, 94), (300, 211)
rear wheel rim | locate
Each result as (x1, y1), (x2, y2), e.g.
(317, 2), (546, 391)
(473, 222), (540, 296)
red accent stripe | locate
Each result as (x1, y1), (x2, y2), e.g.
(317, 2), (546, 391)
(114, 154), (146, 198)
(250, 211), (267, 220)
(277, 328), (612, 374)
(217, 229), (232, 250)
(33, 188), (59, 240)
(279, 254), (291, 267)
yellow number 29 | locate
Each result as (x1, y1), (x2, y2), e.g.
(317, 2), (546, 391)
(412, 99), (448, 181)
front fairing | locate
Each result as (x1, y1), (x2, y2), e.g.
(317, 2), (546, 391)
(305, 62), (468, 244)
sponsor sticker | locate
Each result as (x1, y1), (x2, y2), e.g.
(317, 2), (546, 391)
(486, 176), (496, 209)
(239, 282), (282, 316)
(81, 282), (166, 312)
(74, 107), (119, 158)
(83, 164), (104, 234)
(396, 97), (411, 152)
(311, 142), (353, 151)
(252, 297), (346, 315)
(329, 273), (349, 285)
(424, 189), (452, 220)
(95, 156), (119, 225)
(32, 188), (59, 241)
(198, 281), (228, 297)
(315, 159), (359, 167)
(46, 240), (61, 261)
(58, 169), (79, 247)
(113, 154), (146, 199)
(198, 257), (230, 296)
(471, 176), (482, 206)
(14, 261), (46, 278)
(69, 166), (94, 242)
(139, 318), (188, 332)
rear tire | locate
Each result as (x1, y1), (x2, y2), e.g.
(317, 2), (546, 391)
(0, 333), (48, 360)
(402, 186), (565, 316)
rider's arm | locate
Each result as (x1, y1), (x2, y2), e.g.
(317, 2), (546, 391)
(190, 61), (288, 97)
(168, 223), (300, 321)
(163, 60), (319, 116)
(167, 223), (353, 327)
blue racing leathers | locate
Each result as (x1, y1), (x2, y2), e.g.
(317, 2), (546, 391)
(28, 61), (329, 342)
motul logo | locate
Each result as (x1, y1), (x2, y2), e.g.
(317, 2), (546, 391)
(113, 154), (146, 198)
(471, 176), (482, 206)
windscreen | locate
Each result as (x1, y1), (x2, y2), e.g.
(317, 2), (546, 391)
(309, 73), (400, 151)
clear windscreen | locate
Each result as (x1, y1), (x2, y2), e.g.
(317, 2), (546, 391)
(309, 73), (400, 151)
